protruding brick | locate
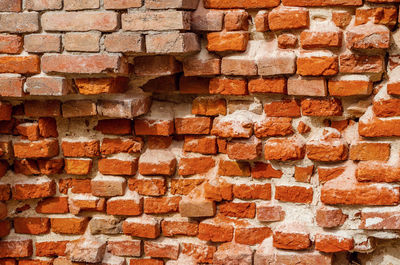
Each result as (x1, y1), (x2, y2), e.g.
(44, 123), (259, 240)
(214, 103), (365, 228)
(97, 96), (151, 119)
(66, 236), (106, 263)
(315, 234), (354, 253)
(62, 100), (97, 118)
(316, 206), (347, 228)
(123, 216), (160, 238)
(51, 217), (89, 235)
(62, 140), (100, 157)
(207, 32), (249, 52)
(14, 139), (59, 159)
(268, 7), (309, 30)
(139, 150), (176, 176)
(264, 137), (305, 161)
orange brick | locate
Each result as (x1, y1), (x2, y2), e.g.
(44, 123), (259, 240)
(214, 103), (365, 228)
(218, 160), (250, 177)
(98, 158), (137, 175)
(219, 202), (256, 218)
(209, 78), (248, 95)
(275, 186), (313, 204)
(144, 197), (181, 214)
(36, 197), (69, 214)
(301, 98), (343, 116)
(0, 56), (40, 74)
(264, 100), (301, 117)
(248, 77), (286, 94)
(35, 241), (68, 257)
(297, 55), (338, 76)
(179, 156), (215, 176)
(264, 138), (305, 161)
(51, 217), (89, 235)
(350, 142), (390, 161)
(128, 178), (166, 196)
(235, 226), (272, 245)
(134, 119), (174, 136)
(175, 117), (211, 134)
(14, 139), (59, 159)
(315, 234), (354, 253)
(14, 217), (50, 235)
(161, 219), (198, 237)
(0, 240), (33, 258)
(207, 32), (249, 52)
(61, 140), (100, 157)
(64, 158), (92, 175)
(268, 7), (309, 30)
(204, 0), (279, 8)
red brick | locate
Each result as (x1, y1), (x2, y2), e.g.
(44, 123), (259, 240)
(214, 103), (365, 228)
(183, 57), (221, 76)
(316, 206), (348, 228)
(37, 158), (63, 175)
(254, 117), (293, 138)
(225, 10), (249, 31)
(301, 98), (343, 116)
(62, 100), (97, 118)
(51, 217), (89, 235)
(122, 11), (190, 31)
(340, 54), (384, 74)
(24, 34), (61, 53)
(62, 140), (100, 157)
(277, 33), (297, 49)
(273, 224), (311, 250)
(209, 78), (247, 95)
(257, 204), (285, 222)
(0, 220), (11, 237)
(204, 179), (233, 201)
(207, 32), (249, 52)
(144, 241), (179, 260)
(107, 240), (141, 257)
(0, 35), (22, 53)
(251, 162), (282, 179)
(275, 185), (313, 204)
(16, 123), (39, 141)
(235, 226), (272, 245)
(268, 7), (309, 30)
(360, 211), (400, 229)
(104, 0), (142, 9)
(95, 119), (131, 135)
(373, 98), (400, 117)
(135, 119), (174, 136)
(300, 31), (342, 49)
(219, 202), (256, 218)
(198, 220), (234, 242)
(0, 13), (39, 33)
(355, 7), (397, 27)
(204, 0), (279, 8)
(359, 116), (400, 137)
(283, 0), (361, 5)
(35, 241), (68, 257)
(0, 0), (22, 11)
(0, 56), (40, 74)
(248, 77), (286, 94)
(306, 139), (348, 162)
(122, 217), (160, 238)
(14, 217), (50, 235)
(315, 234), (354, 252)
(36, 197), (69, 214)
(42, 54), (127, 74)
(0, 240), (33, 258)
(101, 138), (143, 155)
(14, 139), (59, 159)
(0, 76), (25, 97)
(264, 137), (305, 161)
(356, 161), (400, 182)
(181, 243), (216, 264)
(179, 156), (215, 176)
(227, 136), (262, 160)
(297, 55), (338, 76)
(12, 178), (56, 200)
(264, 100), (301, 117)
(218, 160), (250, 177)
(161, 218), (198, 237)
(107, 195), (143, 216)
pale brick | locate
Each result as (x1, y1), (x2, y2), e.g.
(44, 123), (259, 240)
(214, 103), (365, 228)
(66, 236), (106, 263)
(122, 11), (191, 31)
(64, 0), (100, 10)
(62, 100), (97, 118)
(24, 34), (61, 53)
(64, 32), (101, 52)
(146, 0), (199, 9)
(0, 13), (39, 33)
(105, 33), (144, 53)
(146, 32), (200, 54)
(25, 76), (72, 96)
(0, 35), (23, 54)
(191, 6), (223, 31)
(104, 0), (142, 9)
(287, 77), (327, 96)
(97, 96), (151, 119)
(25, 0), (62, 10)
(42, 12), (117, 32)
(0, 75), (25, 97)
(0, 0), (22, 11)
(257, 51), (296, 76)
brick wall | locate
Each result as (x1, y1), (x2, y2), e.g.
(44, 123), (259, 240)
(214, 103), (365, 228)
(0, 0), (400, 264)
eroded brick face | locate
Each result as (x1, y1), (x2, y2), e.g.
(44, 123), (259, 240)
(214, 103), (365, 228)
(0, 0), (399, 264)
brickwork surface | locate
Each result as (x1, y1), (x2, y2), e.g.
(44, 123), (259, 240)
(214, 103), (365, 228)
(1, 0), (400, 264)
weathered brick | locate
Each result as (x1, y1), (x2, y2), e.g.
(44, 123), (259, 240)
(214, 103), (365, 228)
(146, 32), (200, 54)
(0, 35), (22, 54)
(264, 137), (305, 161)
(14, 217), (50, 235)
(301, 98), (343, 116)
(25, 76), (71, 96)
(64, 32), (101, 52)
(0, 56), (40, 74)
(282, 0), (361, 5)
(297, 54), (338, 76)
(64, 0), (99, 10)
(213, 243), (253, 265)
(300, 31), (342, 49)
(315, 234), (354, 253)
(122, 11), (190, 31)
(42, 12), (117, 31)
(268, 7), (309, 30)
(123, 216), (160, 238)
(0, 240), (33, 258)
(288, 77), (327, 96)
(62, 100), (97, 118)
(97, 96), (151, 119)
(25, 0), (62, 10)
(0, 13), (39, 33)
(248, 77), (286, 94)
(346, 23), (390, 50)
(14, 139), (59, 159)
(207, 32), (249, 52)
(0, 0), (22, 11)
(104, 0), (142, 9)
(204, 0), (279, 8)
(105, 33), (144, 53)
(51, 217), (89, 235)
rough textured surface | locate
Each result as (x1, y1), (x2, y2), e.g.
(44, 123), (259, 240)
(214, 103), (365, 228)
(1, 0), (400, 264)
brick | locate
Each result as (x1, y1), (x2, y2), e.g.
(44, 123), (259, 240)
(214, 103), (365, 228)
(221, 57), (257, 76)
(91, 175), (126, 197)
(332, 10), (352, 28)
(328, 78), (373, 96)
(107, 240), (141, 257)
(273, 223), (311, 250)
(123, 216), (160, 238)
(198, 219), (234, 242)
(0, 161), (9, 178)
(12, 176), (56, 200)
(51, 217), (89, 234)
(321, 174), (400, 205)
(75, 77), (128, 95)
(264, 100), (301, 117)
(66, 236), (106, 263)
(315, 234), (354, 253)
(62, 100), (97, 118)
(179, 197), (216, 217)
(134, 55), (181, 76)
(301, 98), (343, 116)
(224, 10), (249, 31)
(359, 116), (400, 137)
(104, 0), (142, 9)
(0, 13), (39, 33)
(24, 34), (61, 53)
(227, 136), (262, 160)
(144, 197), (180, 214)
(96, 119), (131, 135)
(227, 100), (262, 115)
(170, 179), (204, 195)
(203, 179), (233, 201)
(306, 139), (348, 162)
(0, 56), (40, 74)
(300, 31), (342, 49)
(37, 158), (64, 175)
(146, 32), (200, 54)
(0, 35), (22, 53)
(0, 220), (11, 237)
(218, 160), (250, 176)
(139, 150), (176, 176)
(297, 54), (338, 76)
(181, 243), (216, 264)
(0, 140), (12, 159)
(316, 206), (347, 228)
(0, 75), (24, 97)
(254, 117), (293, 138)
(350, 143), (390, 161)
(71, 178), (91, 193)
(0, 240), (33, 258)
(105, 33), (144, 53)
(24, 100), (60, 117)
(64, 32), (100, 52)
(264, 137), (305, 161)
(191, 6), (223, 31)
(257, 51), (296, 76)
(283, 0), (361, 5)
(275, 185), (313, 204)
(268, 7), (309, 30)
(130, 260), (163, 265)
(248, 77), (286, 94)
(64, 158), (92, 175)
(129, 178), (166, 196)
(179, 76), (210, 94)
(0, 0), (21, 11)
(161, 218), (198, 237)
(64, 0), (99, 10)
(374, 98), (400, 117)
(257, 204), (285, 222)
(144, 241), (179, 260)
(122, 11), (190, 31)
(142, 75), (177, 93)
(184, 136), (217, 155)
(251, 162), (282, 179)
(207, 32), (249, 52)
(26, 0), (62, 10)
(99, 158), (137, 175)
(346, 24), (390, 50)
(36, 197), (69, 214)
(35, 241), (68, 257)
(97, 96), (151, 119)
(340, 54), (384, 74)
(288, 77), (327, 97)
(107, 192), (143, 216)
(89, 216), (121, 235)
(42, 54), (127, 74)
(213, 243), (252, 265)
(219, 202), (256, 218)
(294, 165), (314, 183)
(14, 217), (50, 235)
(255, 11), (269, 32)
(183, 56), (221, 76)
(255, 238), (332, 265)
(42, 12), (117, 31)
(204, 0), (279, 8)
(146, 0), (198, 9)
(176, 117), (211, 135)
(147, 136), (173, 149)
(14, 159), (39, 175)
(209, 78), (247, 95)
(14, 139), (59, 159)
(356, 161), (400, 182)
(62, 140), (100, 157)
(277, 34), (297, 49)
(212, 115), (253, 138)
(360, 211), (400, 229)
(356, 7), (397, 27)
(135, 119), (174, 136)
(235, 226), (272, 245)
(179, 156), (215, 176)
(25, 76), (72, 96)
